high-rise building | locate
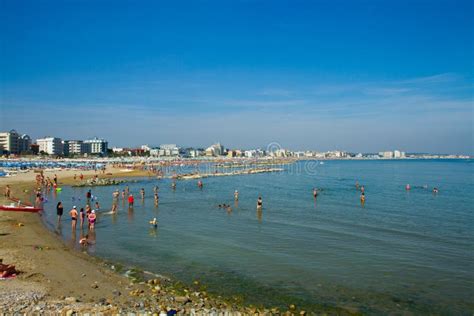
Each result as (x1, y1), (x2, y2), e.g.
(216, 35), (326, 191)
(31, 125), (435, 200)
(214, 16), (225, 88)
(36, 137), (64, 155)
(63, 140), (87, 156)
(0, 130), (20, 154)
(84, 137), (108, 155)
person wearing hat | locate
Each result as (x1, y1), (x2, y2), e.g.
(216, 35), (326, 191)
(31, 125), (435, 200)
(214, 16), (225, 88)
(69, 206), (78, 230)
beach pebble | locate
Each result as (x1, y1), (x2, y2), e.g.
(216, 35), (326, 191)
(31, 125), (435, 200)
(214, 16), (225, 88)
(112, 289), (121, 296)
(65, 297), (78, 303)
(175, 296), (190, 304)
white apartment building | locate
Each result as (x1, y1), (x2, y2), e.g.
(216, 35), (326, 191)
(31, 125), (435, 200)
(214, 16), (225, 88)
(36, 137), (63, 155)
(63, 140), (86, 156)
(393, 150), (406, 158)
(159, 144), (180, 156)
(0, 130), (20, 154)
(84, 137), (108, 155)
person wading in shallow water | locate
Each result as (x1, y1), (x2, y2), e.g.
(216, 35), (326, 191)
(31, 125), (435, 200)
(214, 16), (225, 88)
(257, 196), (263, 210)
(360, 192), (366, 206)
(56, 202), (64, 224)
(128, 194), (134, 207)
(70, 206), (78, 230)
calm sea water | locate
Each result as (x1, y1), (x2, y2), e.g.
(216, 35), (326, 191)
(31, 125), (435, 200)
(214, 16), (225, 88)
(41, 160), (474, 314)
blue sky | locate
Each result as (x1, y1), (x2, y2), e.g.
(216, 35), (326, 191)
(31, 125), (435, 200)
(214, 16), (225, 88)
(1, 0), (472, 154)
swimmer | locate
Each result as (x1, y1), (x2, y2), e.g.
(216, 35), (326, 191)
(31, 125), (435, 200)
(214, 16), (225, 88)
(406, 184), (411, 191)
(149, 217), (158, 228)
(313, 188), (318, 198)
(198, 180), (203, 189)
(94, 201), (100, 211)
(257, 196), (263, 210)
(69, 206), (78, 230)
(355, 181), (360, 189)
(360, 192), (366, 205)
(140, 188), (145, 199)
(79, 235), (89, 245)
(153, 186), (159, 194)
(433, 187), (439, 194)
(171, 182), (176, 190)
(360, 186), (365, 193)
(234, 190), (239, 201)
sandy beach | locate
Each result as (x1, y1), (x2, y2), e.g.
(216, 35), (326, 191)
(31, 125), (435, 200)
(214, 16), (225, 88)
(0, 167), (263, 315)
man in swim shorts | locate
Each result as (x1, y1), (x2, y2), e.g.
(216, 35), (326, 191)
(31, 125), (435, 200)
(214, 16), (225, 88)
(70, 206), (78, 230)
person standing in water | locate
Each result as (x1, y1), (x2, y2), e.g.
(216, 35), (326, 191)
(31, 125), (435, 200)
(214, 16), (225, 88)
(80, 207), (86, 228)
(70, 206), (78, 230)
(56, 202), (64, 224)
(257, 196), (263, 210)
(198, 180), (203, 189)
(171, 182), (176, 190)
(140, 188), (145, 199)
(154, 192), (159, 205)
(128, 194), (134, 206)
(88, 210), (97, 230)
(313, 188), (318, 198)
(360, 192), (366, 205)
(234, 190), (239, 201)
(406, 184), (411, 191)
(360, 186), (365, 193)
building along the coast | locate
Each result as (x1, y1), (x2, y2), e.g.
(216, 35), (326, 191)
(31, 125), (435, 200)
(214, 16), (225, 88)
(84, 137), (108, 155)
(36, 137), (64, 155)
(206, 143), (224, 156)
(158, 144), (180, 157)
(63, 140), (87, 156)
(18, 134), (32, 153)
(0, 129), (20, 154)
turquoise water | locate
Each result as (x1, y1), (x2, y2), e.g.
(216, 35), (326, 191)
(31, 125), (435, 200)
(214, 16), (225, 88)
(41, 160), (473, 314)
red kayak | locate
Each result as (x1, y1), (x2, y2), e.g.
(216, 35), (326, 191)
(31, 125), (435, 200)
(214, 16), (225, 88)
(0, 205), (43, 213)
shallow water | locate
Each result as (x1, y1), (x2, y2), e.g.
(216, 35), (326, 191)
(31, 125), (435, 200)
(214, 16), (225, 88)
(41, 160), (474, 314)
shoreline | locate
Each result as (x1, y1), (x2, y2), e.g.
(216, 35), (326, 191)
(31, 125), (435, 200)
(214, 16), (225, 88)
(0, 168), (260, 314)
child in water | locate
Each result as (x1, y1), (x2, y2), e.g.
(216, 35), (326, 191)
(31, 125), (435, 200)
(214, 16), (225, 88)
(149, 218), (158, 228)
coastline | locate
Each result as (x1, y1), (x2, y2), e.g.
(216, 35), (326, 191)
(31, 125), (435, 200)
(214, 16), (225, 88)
(0, 168), (259, 314)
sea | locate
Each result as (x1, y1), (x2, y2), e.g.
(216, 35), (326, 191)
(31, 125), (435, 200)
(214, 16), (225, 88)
(40, 159), (474, 314)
